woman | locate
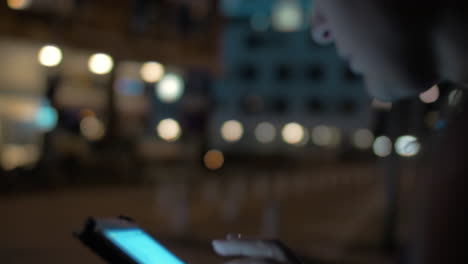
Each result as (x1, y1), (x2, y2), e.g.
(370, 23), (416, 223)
(213, 1), (468, 263)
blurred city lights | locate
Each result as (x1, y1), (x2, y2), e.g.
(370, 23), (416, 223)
(419, 85), (440, 104)
(255, 122), (276, 144)
(272, 0), (303, 32)
(352, 129), (375, 150)
(140, 61), (165, 83)
(38, 45), (63, 67)
(80, 116), (105, 141)
(373, 136), (392, 158)
(156, 118), (181, 142)
(203, 149), (225, 170)
(156, 73), (184, 103)
(35, 102), (58, 132)
(1, 144), (38, 171)
(7, 0), (31, 10)
(282, 122), (305, 145)
(250, 13), (270, 32)
(221, 120), (244, 143)
(88, 53), (114, 75)
(395, 135), (421, 157)
(311, 125), (341, 147)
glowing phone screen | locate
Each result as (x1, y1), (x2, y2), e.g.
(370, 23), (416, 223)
(103, 228), (185, 264)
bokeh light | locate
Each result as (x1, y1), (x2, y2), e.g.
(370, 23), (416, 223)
(221, 120), (244, 143)
(373, 136), (392, 158)
(395, 135), (421, 157)
(352, 129), (375, 150)
(35, 103), (58, 132)
(7, 0), (31, 10)
(255, 122), (276, 144)
(1, 144), (38, 171)
(140, 61), (165, 83)
(419, 85), (440, 104)
(203, 149), (224, 170)
(88, 53), (114, 75)
(156, 118), (181, 142)
(156, 73), (184, 103)
(311, 125), (341, 147)
(282, 122), (305, 145)
(272, 0), (303, 32)
(38, 45), (63, 67)
(80, 116), (105, 141)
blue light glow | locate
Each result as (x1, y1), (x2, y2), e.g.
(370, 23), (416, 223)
(104, 228), (185, 264)
(35, 102), (58, 132)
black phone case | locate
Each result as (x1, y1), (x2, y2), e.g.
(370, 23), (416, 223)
(74, 216), (140, 264)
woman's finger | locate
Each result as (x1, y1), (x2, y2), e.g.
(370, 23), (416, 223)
(212, 239), (288, 262)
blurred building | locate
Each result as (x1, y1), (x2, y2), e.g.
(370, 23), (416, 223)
(210, 0), (372, 160)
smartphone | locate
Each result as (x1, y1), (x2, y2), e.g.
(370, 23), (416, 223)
(75, 216), (186, 264)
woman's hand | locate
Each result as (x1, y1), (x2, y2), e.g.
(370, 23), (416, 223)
(212, 234), (302, 264)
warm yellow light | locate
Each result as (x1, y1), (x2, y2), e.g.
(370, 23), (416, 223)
(373, 136), (392, 158)
(157, 118), (181, 142)
(88, 53), (114, 75)
(395, 135), (421, 157)
(272, 0), (303, 32)
(282, 122), (305, 145)
(255, 122), (276, 144)
(1, 144), (38, 170)
(353, 129), (375, 150)
(140, 61), (165, 83)
(203, 149), (225, 170)
(38, 45), (63, 67)
(221, 120), (244, 143)
(419, 85), (440, 104)
(156, 73), (184, 103)
(80, 116), (105, 141)
(7, 0), (31, 10)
